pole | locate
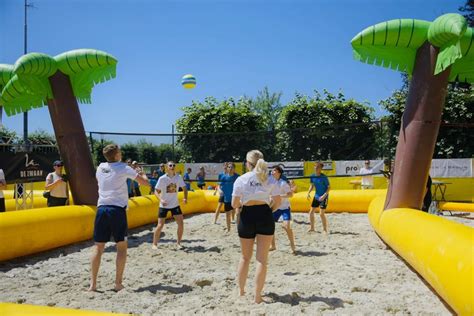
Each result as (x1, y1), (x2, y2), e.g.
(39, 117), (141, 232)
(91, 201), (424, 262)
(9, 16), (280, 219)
(23, 0), (29, 149)
(172, 124), (175, 161)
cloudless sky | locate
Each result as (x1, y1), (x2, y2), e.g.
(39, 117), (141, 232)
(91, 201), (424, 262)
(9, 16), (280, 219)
(0, 0), (464, 139)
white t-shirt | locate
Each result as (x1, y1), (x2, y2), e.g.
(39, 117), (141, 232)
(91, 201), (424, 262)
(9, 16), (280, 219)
(360, 167), (374, 187)
(0, 169), (5, 198)
(232, 171), (279, 205)
(277, 179), (292, 210)
(155, 174), (186, 209)
(46, 172), (68, 198)
(96, 162), (138, 207)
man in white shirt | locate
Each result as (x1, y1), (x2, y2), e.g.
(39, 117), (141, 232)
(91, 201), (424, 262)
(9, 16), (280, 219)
(89, 144), (149, 292)
(0, 168), (6, 212)
(359, 160), (374, 189)
(152, 161), (188, 250)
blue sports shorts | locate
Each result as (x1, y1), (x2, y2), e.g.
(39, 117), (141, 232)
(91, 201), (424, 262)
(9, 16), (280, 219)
(94, 205), (128, 243)
(273, 208), (291, 222)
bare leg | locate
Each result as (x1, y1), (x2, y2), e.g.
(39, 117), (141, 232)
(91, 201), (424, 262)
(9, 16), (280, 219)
(238, 238), (254, 297)
(174, 214), (184, 246)
(254, 234), (273, 304)
(152, 218), (166, 247)
(225, 211), (231, 232)
(320, 208), (329, 233)
(115, 241), (127, 291)
(283, 221), (296, 254)
(270, 235), (276, 251)
(89, 242), (105, 291)
(231, 208), (236, 222)
(214, 203), (223, 224)
(308, 208), (316, 232)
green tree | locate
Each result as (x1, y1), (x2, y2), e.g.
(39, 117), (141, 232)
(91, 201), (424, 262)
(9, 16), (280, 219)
(121, 143), (140, 162)
(460, 0), (474, 26)
(380, 82), (474, 158)
(176, 97), (264, 162)
(277, 90), (376, 160)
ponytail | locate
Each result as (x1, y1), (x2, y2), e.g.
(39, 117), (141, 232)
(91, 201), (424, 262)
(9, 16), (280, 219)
(254, 159), (268, 183)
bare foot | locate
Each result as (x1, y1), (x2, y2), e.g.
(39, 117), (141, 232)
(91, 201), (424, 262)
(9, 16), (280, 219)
(254, 296), (264, 304)
(151, 244), (158, 250)
(269, 247), (276, 251)
(291, 249), (297, 255)
(88, 285), (97, 292)
(307, 229), (316, 233)
(114, 284), (125, 292)
(176, 244), (184, 250)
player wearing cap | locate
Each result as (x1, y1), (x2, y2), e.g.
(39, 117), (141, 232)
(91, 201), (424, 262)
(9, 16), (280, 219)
(44, 160), (69, 207)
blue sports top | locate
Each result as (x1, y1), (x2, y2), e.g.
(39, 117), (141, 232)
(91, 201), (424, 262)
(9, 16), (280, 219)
(310, 173), (330, 199)
(220, 173), (239, 203)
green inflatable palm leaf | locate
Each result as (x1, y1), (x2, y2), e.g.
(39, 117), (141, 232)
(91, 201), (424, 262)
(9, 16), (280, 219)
(352, 13), (474, 83)
(1, 75), (45, 115)
(0, 49), (118, 116)
(54, 49), (117, 104)
(0, 64), (14, 106)
(446, 26), (474, 82)
(351, 19), (431, 74)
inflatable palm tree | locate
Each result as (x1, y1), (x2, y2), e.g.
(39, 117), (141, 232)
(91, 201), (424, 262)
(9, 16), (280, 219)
(351, 13), (473, 210)
(0, 49), (117, 205)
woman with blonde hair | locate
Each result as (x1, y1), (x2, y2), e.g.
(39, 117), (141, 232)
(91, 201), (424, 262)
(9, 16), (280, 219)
(232, 150), (281, 304)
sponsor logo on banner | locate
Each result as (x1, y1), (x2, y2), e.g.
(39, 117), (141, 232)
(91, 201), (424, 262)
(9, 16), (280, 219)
(429, 159), (472, 178)
(335, 160), (384, 176)
(268, 162), (304, 177)
(0, 151), (60, 182)
(184, 163), (228, 181)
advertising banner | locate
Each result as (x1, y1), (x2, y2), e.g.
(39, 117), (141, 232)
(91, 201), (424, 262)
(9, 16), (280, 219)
(0, 151), (60, 183)
(335, 160), (384, 176)
(430, 159), (472, 178)
(268, 161), (304, 177)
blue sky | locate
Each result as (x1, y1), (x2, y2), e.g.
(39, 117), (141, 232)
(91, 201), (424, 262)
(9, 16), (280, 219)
(0, 0), (463, 139)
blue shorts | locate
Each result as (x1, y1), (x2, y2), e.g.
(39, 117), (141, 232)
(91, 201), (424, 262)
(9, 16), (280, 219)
(94, 205), (128, 243)
(273, 208), (291, 222)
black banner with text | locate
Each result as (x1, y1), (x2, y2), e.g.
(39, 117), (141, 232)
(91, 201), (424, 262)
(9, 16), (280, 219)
(0, 152), (60, 183)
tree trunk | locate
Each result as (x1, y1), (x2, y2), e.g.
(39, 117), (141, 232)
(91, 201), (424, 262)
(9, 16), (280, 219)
(47, 71), (98, 205)
(384, 42), (450, 210)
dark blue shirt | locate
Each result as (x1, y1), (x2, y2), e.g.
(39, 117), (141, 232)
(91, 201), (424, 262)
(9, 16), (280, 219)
(149, 178), (158, 192)
(310, 173), (330, 199)
(220, 173), (239, 203)
(183, 172), (191, 190)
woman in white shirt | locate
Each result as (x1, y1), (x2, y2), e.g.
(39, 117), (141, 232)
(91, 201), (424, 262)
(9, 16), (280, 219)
(269, 166), (296, 255)
(232, 150), (281, 304)
(45, 160), (68, 207)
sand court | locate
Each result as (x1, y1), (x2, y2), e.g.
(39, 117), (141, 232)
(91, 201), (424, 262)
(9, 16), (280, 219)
(1, 212), (468, 315)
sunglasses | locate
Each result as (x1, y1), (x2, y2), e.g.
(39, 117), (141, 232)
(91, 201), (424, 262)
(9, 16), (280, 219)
(168, 164), (175, 167)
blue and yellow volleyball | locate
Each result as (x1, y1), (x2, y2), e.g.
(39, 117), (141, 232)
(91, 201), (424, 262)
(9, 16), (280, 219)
(181, 74), (196, 89)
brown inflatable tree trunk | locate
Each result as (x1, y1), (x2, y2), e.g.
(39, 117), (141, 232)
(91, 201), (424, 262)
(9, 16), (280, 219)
(47, 71), (98, 205)
(384, 42), (451, 210)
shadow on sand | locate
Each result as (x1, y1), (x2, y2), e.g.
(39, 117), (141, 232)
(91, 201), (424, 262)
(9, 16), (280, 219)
(266, 292), (344, 308)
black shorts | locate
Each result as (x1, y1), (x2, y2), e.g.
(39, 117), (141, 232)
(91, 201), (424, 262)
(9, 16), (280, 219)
(48, 196), (68, 207)
(218, 195), (224, 203)
(94, 205), (128, 243)
(238, 204), (275, 239)
(311, 196), (328, 209)
(197, 183), (205, 189)
(159, 206), (182, 218)
(224, 202), (233, 212)
(0, 198), (5, 212)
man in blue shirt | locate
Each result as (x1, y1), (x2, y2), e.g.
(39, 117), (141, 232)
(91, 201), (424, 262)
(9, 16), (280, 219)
(183, 167), (192, 191)
(213, 163), (227, 224)
(307, 162), (330, 234)
(149, 170), (159, 194)
(220, 162), (239, 232)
